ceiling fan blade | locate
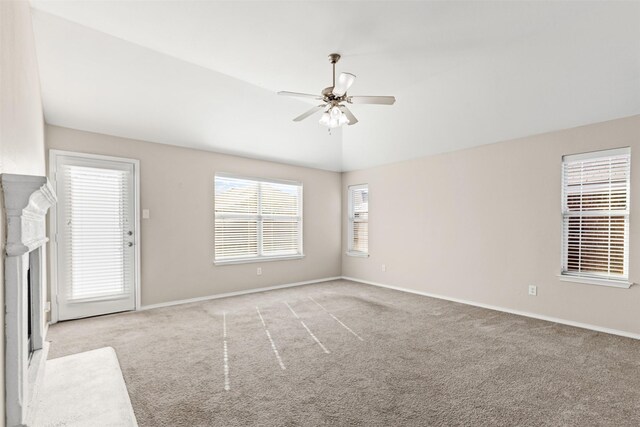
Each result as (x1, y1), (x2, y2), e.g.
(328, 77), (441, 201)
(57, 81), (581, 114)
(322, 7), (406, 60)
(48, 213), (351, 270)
(278, 91), (322, 100)
(348, 96), (396, 105)
(338, 105), (358, 126)
(332, 72), (356, 97)
(293, 104), (326, 122)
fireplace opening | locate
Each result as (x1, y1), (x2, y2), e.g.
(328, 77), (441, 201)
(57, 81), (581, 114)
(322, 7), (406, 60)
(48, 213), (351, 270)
(27, 262), (33, 361)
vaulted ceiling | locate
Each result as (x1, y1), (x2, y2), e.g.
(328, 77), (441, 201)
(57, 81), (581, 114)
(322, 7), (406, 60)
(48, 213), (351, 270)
(31, 1), (640, 171)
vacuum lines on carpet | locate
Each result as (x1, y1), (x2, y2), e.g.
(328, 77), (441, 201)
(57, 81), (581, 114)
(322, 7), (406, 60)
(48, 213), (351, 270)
(221, 296), (365, 391)
(309, 296), (365, 341)
(222, 311), (230, 391)
(284, 301), (332, 354)
(256, 306), (287, 370)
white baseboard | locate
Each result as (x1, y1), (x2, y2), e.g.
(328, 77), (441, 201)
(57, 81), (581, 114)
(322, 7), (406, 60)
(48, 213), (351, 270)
(139, 276), (342, 311)
(342, 276), (640, 341)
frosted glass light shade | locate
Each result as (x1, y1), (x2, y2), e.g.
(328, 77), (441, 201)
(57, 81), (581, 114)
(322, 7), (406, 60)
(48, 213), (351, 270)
(319, 106), (349, 128)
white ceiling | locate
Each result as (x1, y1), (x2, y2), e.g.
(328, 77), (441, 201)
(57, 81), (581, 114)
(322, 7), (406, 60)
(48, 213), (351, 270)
(30, 1), (640, 171)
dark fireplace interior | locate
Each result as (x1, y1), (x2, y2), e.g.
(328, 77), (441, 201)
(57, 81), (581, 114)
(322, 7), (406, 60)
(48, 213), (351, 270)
(27, 263), (33, 360)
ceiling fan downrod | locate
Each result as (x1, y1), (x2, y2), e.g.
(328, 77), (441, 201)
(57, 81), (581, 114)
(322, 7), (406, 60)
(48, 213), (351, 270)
(329, 53), (341, 88)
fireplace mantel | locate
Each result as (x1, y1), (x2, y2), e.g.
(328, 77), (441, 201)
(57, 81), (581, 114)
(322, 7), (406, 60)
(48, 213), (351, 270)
(2, 174), (57, 426)
(2, 174), (56, 256)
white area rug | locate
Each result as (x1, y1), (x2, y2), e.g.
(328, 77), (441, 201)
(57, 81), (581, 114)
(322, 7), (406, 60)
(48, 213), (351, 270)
(33, 347), (138, 427)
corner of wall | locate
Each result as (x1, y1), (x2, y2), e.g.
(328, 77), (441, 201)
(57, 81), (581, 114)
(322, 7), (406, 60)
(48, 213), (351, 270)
(0, 194), (5, 427)
(339, 170), (346, 276)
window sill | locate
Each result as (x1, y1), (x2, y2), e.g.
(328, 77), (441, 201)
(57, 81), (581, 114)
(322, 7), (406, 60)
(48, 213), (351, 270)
(214, 254), (305, 266)
(346, 251), (369, 258)
(558, 274), (633, 289)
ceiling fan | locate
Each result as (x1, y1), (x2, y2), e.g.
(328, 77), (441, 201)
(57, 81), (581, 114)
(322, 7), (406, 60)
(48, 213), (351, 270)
(278, 53), (396, 129)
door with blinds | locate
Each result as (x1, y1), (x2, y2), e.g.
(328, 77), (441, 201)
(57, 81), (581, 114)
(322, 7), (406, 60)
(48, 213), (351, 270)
(52, 152), (138, 321)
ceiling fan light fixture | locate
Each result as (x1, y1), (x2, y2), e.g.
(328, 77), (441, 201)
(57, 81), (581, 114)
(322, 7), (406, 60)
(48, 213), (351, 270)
(319, 112), (331, 126)
(319, 105), (349, 128)
(333, 72), (356, 96)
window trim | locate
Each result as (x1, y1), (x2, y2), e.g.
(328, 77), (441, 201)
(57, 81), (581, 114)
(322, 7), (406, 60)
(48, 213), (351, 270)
(559, 147), (632, 287)
(214, 254), (305, 266)
(347, 183), (369, 257)
(557, 274), (632, 289)
(214, 173), (304, 265)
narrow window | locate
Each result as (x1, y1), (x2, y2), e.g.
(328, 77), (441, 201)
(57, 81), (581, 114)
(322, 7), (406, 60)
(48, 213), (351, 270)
(348, 184), (369, 256)
(215, 174), (303, 264)
(561, 148), (630, 285)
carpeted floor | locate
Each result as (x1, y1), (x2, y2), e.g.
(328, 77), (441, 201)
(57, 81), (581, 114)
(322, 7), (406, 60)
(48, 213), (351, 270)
(47, 280), (640, 426)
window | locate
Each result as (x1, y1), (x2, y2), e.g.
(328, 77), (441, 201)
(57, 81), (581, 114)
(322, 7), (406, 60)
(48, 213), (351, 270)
(215, 174), (303, 263)
(561, 148), (630, 286)
(348, 184), (369, 256)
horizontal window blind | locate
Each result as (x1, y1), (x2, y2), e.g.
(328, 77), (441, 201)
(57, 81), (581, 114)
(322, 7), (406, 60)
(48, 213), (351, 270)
(63, 165), (131, 300)
(348, 184), (369, 254)
(561, 148), (630, 281)
(215, 175), (302, 262)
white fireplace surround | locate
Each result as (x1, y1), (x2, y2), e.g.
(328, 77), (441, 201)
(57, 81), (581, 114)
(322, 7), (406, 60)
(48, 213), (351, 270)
(2, 174), (56, 427)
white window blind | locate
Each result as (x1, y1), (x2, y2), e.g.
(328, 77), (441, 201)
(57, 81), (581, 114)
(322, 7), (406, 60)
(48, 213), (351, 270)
(561, 148), (630, 283)
(348, 184), (369, 255)
(63, 165), (132, 300)
(215, 174), (303, 263)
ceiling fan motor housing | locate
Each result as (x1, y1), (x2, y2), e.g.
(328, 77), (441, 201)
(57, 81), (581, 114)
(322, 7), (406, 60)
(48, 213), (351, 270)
(322, 88), (347, 104)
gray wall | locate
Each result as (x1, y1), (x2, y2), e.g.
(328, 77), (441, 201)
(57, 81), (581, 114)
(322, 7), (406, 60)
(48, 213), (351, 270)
(1, 1), (47, 424)
(342, 115), (640, 336)
(46, 125), (342, 307)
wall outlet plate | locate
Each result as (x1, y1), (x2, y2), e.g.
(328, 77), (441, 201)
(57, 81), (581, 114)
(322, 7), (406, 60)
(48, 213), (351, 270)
(528, 285), (537, 296)
(382, 264), (386, 272)
(257, 267), (262, 276)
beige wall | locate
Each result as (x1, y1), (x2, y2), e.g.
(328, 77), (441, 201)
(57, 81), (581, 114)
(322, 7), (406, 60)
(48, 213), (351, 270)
(1, 1), (47, 425)
(343, 115), (640, 336)
(46, 125), (342, 306)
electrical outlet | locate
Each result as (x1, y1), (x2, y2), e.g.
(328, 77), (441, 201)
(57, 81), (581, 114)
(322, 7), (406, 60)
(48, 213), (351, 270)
(528, 285), (537, 296)
(257, 267), (262, 276)
(382, 264), (386, 272)
(44, 301), (51, 313)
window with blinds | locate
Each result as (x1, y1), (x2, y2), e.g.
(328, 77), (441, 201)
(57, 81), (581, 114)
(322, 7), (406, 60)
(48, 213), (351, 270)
(215, 174), (303, 263)
(561, 148), (630, 284)
(63, 165), (132, 300)
(348, 184), (369, 256)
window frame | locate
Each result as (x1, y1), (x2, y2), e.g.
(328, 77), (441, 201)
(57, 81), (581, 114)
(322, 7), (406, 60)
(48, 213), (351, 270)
(214, 172), (304, 265)
(559, 147), (632, 288)
(347, 183), (369, 257)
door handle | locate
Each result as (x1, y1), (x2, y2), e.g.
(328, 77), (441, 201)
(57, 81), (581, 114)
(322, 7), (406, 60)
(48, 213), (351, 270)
(127, 242), (134, 247)
(127, 231), (133, 236)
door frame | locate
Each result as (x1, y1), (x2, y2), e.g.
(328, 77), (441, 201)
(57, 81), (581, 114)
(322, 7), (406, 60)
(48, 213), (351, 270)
(48, 149), (141, 324)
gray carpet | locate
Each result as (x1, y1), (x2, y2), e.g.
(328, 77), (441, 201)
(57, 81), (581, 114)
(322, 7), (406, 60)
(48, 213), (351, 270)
(47, 280), (640, 426)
